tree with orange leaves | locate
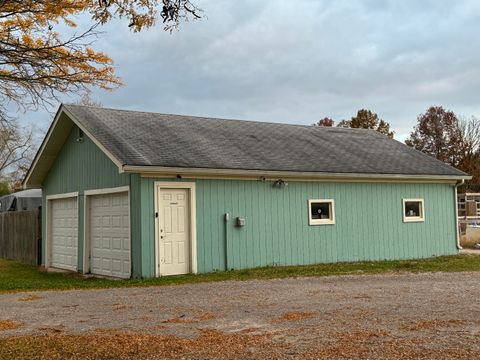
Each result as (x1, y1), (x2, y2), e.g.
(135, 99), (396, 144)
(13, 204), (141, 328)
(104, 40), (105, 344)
(0, 1), (202, 117)
(0, 1), (201, 185)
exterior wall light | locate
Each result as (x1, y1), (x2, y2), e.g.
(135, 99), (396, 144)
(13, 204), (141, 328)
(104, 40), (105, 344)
(273, 179), (288, 188)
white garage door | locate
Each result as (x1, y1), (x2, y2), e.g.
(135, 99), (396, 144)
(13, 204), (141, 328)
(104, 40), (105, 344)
(89, 191), (131, 278)
(50, 197), (78, 271)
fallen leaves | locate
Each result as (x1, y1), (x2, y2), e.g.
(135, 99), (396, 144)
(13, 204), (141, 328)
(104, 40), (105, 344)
(403, 319), (466, 331)
(335, 329), (390, 342)
(0, 328), (280, 360)
(274, 311), (313, 323)
(37, 327), (64, 334)
(17, 295), (42, 302)
(198, 313), (216, 321)
(161, 315), (195, 324)
(161, 312), (216, 324)
(301, 332), (478, 360)
(2, 326), (479, 360)
(0, 320), (22, 331)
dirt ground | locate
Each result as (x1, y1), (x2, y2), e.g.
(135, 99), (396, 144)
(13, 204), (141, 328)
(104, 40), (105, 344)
(1, 272), (480, 359)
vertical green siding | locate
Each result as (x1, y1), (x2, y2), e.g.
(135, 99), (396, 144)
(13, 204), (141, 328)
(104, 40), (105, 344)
(41, 122), (459, 278)
(41, 125), (139, 275)
(141, 178), (458, 275)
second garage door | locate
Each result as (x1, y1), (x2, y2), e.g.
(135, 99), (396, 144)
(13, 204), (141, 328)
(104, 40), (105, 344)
(89, 191), (131, 278)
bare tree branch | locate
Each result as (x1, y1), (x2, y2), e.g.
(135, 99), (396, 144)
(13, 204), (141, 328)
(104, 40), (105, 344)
(0, 119), (34, 187)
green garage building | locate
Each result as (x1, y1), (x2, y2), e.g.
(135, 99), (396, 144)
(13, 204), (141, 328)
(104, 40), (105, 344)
(23, 104), (470, 278)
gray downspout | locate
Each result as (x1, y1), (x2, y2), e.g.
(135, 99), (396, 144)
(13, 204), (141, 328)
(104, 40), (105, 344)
(455, 179), (465, 250)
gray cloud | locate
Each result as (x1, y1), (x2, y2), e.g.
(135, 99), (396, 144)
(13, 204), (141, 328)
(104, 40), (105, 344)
(23, 0), (480, 141)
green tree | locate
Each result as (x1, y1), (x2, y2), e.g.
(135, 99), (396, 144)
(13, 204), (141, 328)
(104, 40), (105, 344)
(0, 121), (33, 186)
(337, 109), (394, 138)
(0, 181), (11, 196)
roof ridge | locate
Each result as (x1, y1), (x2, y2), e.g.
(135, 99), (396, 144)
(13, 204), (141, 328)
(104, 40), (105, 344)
(63, 103), (379, 134)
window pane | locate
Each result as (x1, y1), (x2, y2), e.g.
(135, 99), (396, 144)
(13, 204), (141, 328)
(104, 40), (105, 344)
(405, 201), (421, 217)
(311, 202), (330, 220)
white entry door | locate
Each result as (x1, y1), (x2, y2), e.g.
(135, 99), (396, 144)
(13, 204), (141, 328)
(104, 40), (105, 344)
(89, 191), (131, 278)
(158, 188), (190, 276)
(50, 197), (78, 271)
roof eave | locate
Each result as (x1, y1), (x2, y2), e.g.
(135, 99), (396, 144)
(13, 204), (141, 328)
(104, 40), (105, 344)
(122, 165), (471, 183)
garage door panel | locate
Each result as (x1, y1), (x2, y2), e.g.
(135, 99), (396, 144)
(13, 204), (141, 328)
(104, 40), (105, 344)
(89, 191), (130, 279)
(50, 197), (78, 271)
(112, 215), (121, 228)
(112, 260), (121, 272)
(112, 237), (122, 250)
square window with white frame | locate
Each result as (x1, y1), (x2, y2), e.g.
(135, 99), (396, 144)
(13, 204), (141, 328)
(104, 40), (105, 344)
(308, 199), (335, 225)
(403, 199), (425, 222)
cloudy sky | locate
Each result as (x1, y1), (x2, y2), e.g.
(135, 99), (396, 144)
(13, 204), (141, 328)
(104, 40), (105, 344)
(23, 0), (480, 142)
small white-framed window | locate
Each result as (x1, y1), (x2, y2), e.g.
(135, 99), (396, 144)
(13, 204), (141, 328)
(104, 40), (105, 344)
(308, 199), (335, 225)
(403, 199), (425, 222)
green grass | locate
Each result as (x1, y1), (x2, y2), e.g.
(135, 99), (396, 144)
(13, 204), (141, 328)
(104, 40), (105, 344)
(1, 254), (480, 293)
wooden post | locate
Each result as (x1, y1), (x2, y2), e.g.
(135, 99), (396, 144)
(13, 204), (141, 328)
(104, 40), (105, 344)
(466, 201), (477, 217)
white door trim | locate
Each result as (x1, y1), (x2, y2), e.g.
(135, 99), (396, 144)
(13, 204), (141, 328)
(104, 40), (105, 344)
(154, 182), (197, 277)
(83, 186), (131, 276)
(84, 186), (130, 196)
(46, 192), (79, 201)
(45, 192), (79, 270)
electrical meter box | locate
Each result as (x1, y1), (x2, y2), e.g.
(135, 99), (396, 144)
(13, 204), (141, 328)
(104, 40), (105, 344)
(236, 217), (246, 227)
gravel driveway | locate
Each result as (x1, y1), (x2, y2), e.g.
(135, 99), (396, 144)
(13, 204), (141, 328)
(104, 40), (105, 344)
(1, 272), (480, 359)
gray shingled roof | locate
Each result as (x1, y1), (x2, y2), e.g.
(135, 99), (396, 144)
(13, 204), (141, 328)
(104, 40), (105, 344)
(62, 104), (466, 177)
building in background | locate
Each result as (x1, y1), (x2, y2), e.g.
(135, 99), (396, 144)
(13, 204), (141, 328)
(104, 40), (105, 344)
(0, 189), (41, 212)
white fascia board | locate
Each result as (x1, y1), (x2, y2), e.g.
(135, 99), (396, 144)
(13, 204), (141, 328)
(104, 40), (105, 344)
(23, 106), (65, 189)
(84, 186), (130, 196)
(122, 165), (471, 183)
